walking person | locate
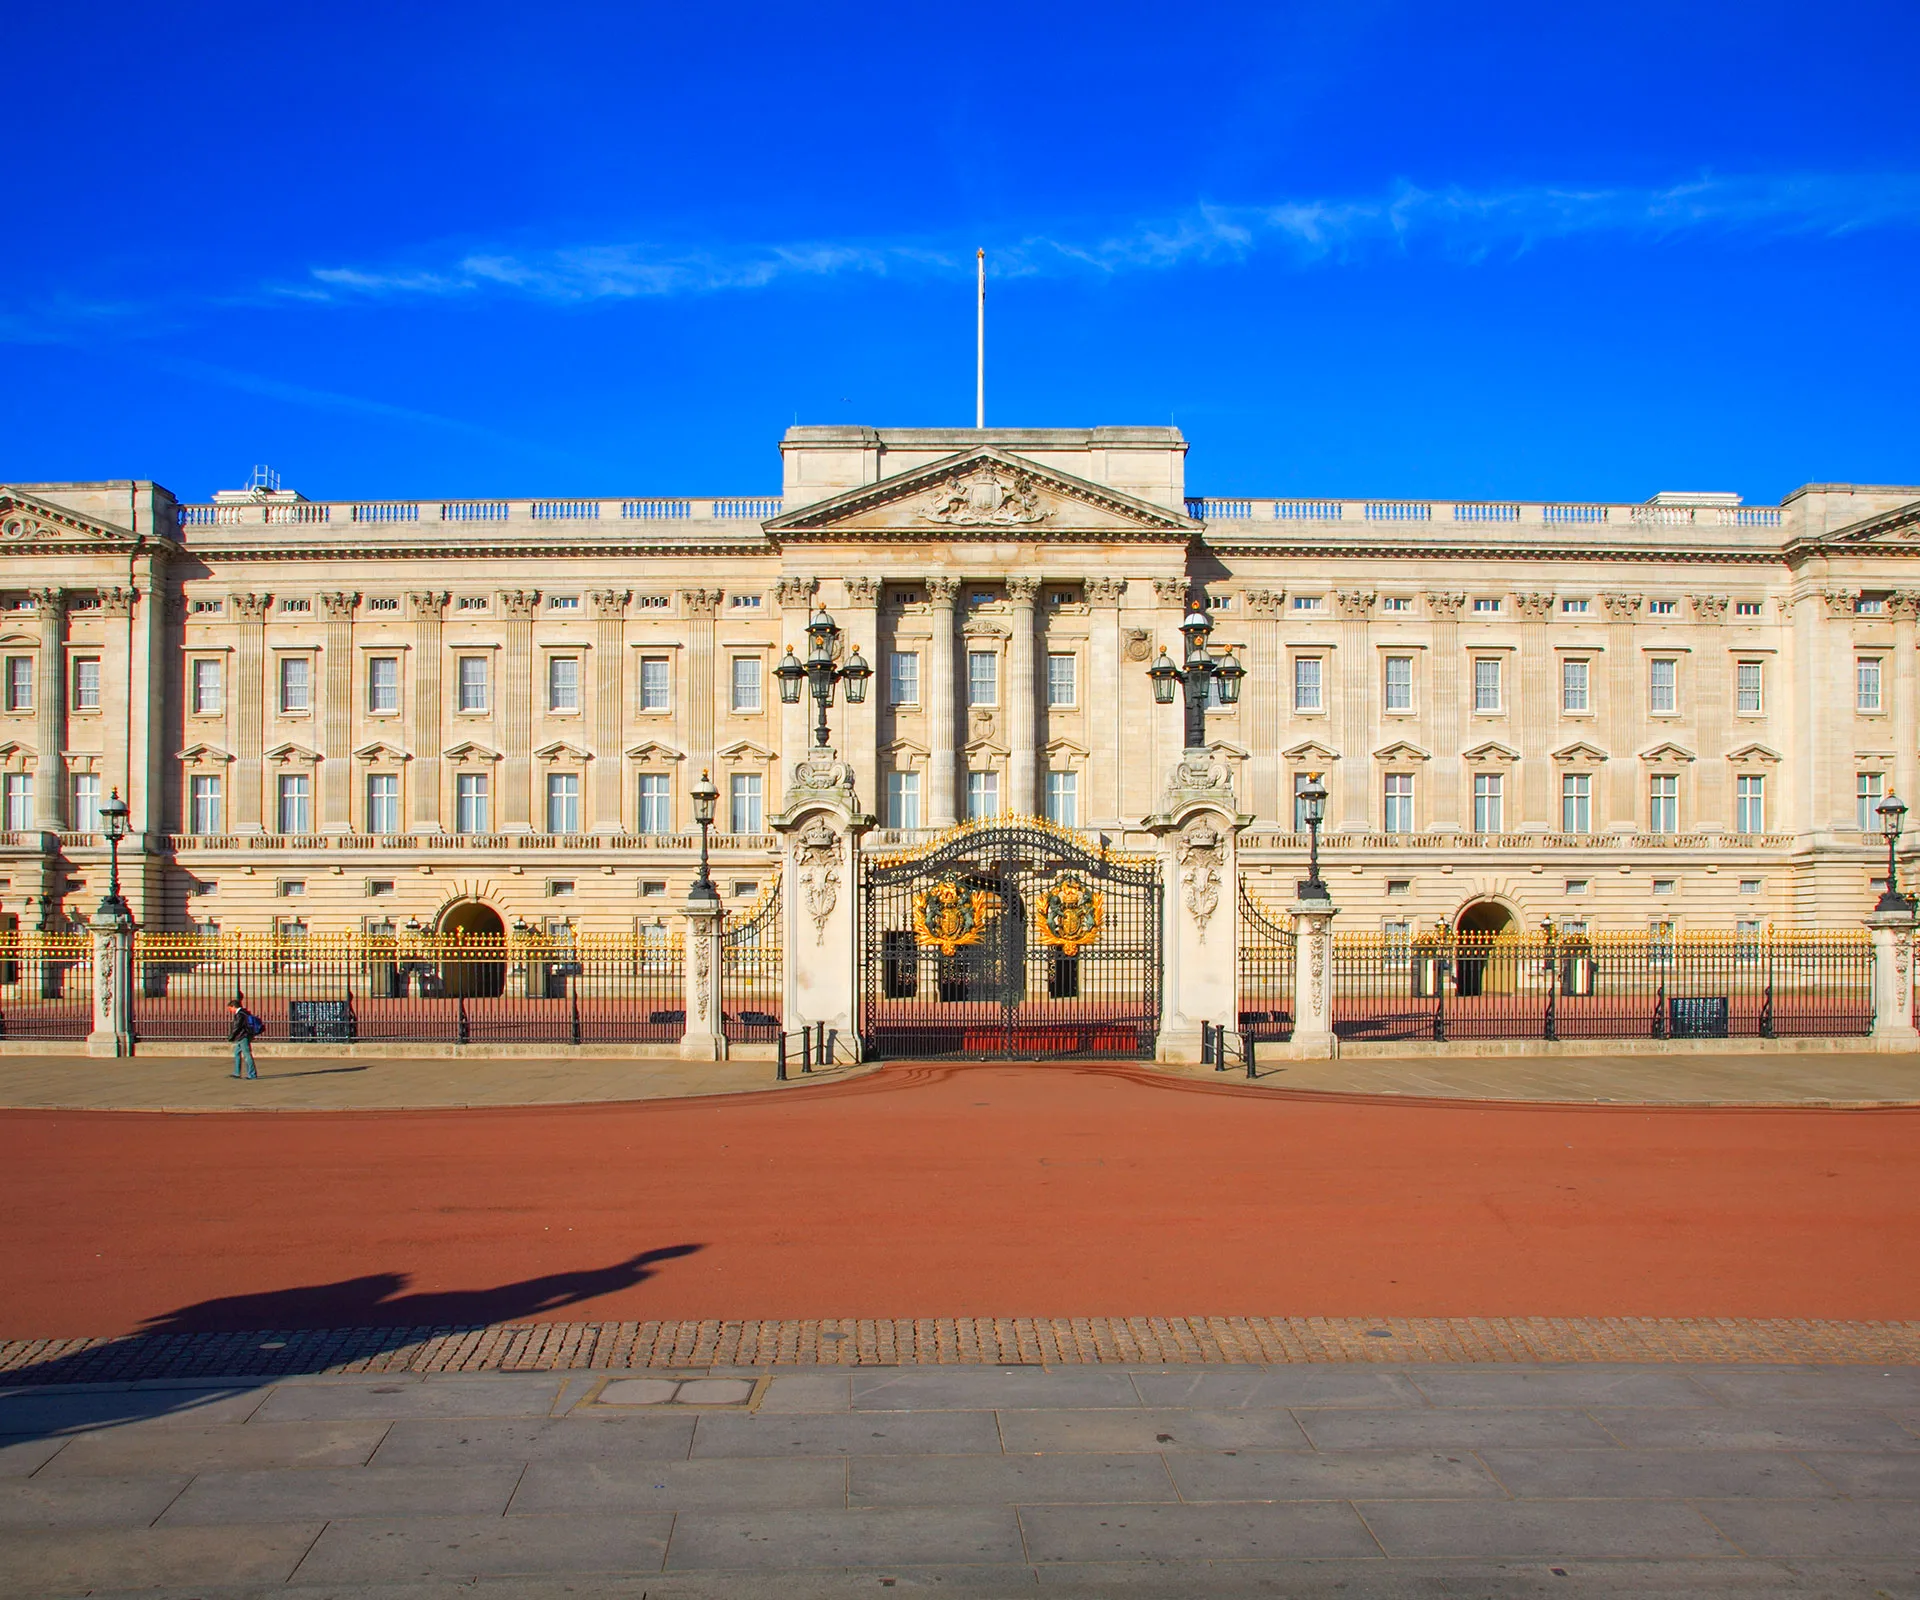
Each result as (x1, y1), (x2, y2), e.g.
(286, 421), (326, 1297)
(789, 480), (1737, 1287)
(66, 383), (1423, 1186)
(227, 997), (262, 1079)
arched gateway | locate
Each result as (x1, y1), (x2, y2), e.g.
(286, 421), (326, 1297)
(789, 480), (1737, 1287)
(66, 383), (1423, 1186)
(434, 900), (507, 998)
(860, 819), (1163, 1060)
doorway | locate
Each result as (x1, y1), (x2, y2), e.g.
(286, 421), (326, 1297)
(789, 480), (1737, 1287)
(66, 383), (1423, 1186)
(1453, 899), (1517, 998)
(436, 901), (507, 997)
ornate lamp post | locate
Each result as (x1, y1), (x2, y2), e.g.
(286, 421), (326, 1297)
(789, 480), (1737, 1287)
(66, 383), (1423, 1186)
(1297, 771), (1329, 902)
(688, 768), (720, 906)
(776, 606), (872, 750)
(1147, 600), (1244, 752)
(96, 789), (131, 923)
(1876, 792), (1911, 912)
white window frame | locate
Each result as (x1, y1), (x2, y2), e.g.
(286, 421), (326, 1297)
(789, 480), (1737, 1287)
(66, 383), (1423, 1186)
(965, 769), (1000, 821)
(1472, 657), (1502, 713)
(1561, 659), (1590, 713)
(1737, 774), (1766, 836)
(1561, 772), (1593, 835)
(1649, 773), (1679, 835)
(546, 771), (580, 834)
(637, 773), (671, 835)
(1382, 772), (1414, 834)
(1383, 655), (1413, 712)
(1045, 653), (1077, 709)
(71, 656), (100, 712)
(1045, 769), (1078, 827)
(189, 774), (223, 835)
(888, 651), (920, 707)
(1735, 660), (1764, 714)
(276, 773), (311, 834)
(455, 772), (490, 835)
(728, 772), (763, 834)
(547, 655), (581, 714)
(4, 656), (31, 712)
(1293, 656), (1323, 712)
(639, 655), (671, 712)
(70, 772), (101, 833)
(886, 770), (921, 829)
(456, 655), (489, 713)
(1648, 657), (1678, 715)
(191, 658), (224, 715)
(1857, 771), (1885, 833)
(1856, 657), (1884, 713)
(366, 772), (400, 835)
(967, 650), (998, 707)
(278, 656), (312, 715)
(367, 655), (400, 714)
(1, 772), (31, 830)
(1472, 772), (1503, 835)
(730, 655), (763, 714)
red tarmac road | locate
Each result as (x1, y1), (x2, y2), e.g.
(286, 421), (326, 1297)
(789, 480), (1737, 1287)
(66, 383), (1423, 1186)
(3, 1063), (1917, 1339)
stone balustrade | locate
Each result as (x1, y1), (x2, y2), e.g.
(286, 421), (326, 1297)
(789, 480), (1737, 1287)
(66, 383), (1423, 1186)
(1183, 497), (1783, 529)
(175, 497), (786, 530)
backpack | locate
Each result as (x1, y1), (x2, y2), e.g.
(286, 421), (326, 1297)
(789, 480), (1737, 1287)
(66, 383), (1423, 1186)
(244, 1010), (265, 1038)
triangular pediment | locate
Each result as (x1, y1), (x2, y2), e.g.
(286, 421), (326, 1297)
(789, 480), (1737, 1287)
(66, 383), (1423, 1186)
(1373, 739), (1432, 763)
(1281, 740), (1340, 763)
(443, 740), (502, 763)
(1816, 497), (1920, 548)
(535, 740), (593, 762)
(625, 739), (686, 763)
(963, 734), (1011, 758)
(1727, 741), (1783, 765)
(263, 741), (320, 765)
(353, 740), (411, 763)
(1462, 740), (1520, 764)
(1639, 740), (1696, 765)
(1042, 735), (1091, 759)
(716, 737), (777, 762)
(178, 741), (234, 765)
(1552, 741), (1610, 764)
(0, 487), (178, 552)
(883, 735), (932, 759)
(764, 448), (1197, 541)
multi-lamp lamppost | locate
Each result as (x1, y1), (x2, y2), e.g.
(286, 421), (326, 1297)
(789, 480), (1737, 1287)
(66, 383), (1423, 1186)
(1146, 600), (1245, 752)
(775, 606), (872, 751)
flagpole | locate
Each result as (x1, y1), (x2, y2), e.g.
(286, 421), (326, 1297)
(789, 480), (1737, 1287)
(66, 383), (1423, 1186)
(975, 249), (985, 430)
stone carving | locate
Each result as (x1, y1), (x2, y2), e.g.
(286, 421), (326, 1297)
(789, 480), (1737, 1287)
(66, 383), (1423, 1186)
(1241, 588), (1285, 618)
(793, 817), (844, 945)
(1896, 928), (1913, 1020)
(962, 617), (1010, 641)
(319, 591), (358, 622)
(1334, 590), (1377, 620)
(1083, 576), (1127, 606)
(1151, 576), (1190, 608)
(969, 707), (996, 737)
(1601, 593), (1643, 622)
(589, 589), (631, 619)
(1822, 590), (1858, 619)
(1160, 748), (1235, 815)
(1510, 593), (1554, 622)
(693, 930), (710, 1022)
(774, 576), (818, 608)
(1887, 591), (1920, 620)
(1177, 823), (1225, 943)
(1122, 629), (1153, 664)
(1309, 923), (1327, 1016)
(923, 576), (961, 605)
(406, 591), (449, 620)
(1686, 594), (1729, 623)
(681, 588), (724, 618)
(230, 593), (273, 623)
(841, 576), (881, 607)
(917, 462), (1051, 527)
(1003, 576), (1041, 606)
(1424, 592), (1466, 621)
(499, 590), (540, 620)
(98, 587), (137, 618)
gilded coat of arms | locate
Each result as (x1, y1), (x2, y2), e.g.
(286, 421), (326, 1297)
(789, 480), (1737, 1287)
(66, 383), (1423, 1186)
(911, 879), (994, 956)
(1036, 875), (1104, 956)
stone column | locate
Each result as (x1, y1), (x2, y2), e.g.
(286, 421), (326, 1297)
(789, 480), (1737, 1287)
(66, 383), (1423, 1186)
(1001, 576), (1040, 815)
(924, 576), (961, 827)
(1424, 593), (1464, 831)
(97, 587), (135, 830)
(1891, 592), (1920, 813)
(87, 909), (133, 1057)
(772, 759), (872, 1050)
(1690, 594), (1730, 830)
(1513, 593), (1553, 829)
(408, 591), (449, 832)
(1149, 578), (1189, 793)
(1601, 592), (1642, 832)
(319, 591), (356, 834)
(29, 587), (65, 831)
(1084, 576), (1127, 828)
(840, 578), (881, 815)
(590, 590), (629, 833)
(230, 592), (271, 833)
(497, 589), (537, 833)
(1147, 759), (1245, 1064)
(1334, 591), (1375, 830)
(1866, 906), (1918, 1042)
(1242, 589), (1285, 827)
(1289, 899), (1339, 1056)
(679, 895), (727, 1060)
(773, 577), (818, 814)
(683, 587), (722, 786)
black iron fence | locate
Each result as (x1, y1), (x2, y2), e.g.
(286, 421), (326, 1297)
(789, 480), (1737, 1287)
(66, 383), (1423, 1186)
(722, 874), (782, 1043)
(1236, 883), (1296, 1041)
(130, 932), (685, 1045)
(0, 934), (94, 1039)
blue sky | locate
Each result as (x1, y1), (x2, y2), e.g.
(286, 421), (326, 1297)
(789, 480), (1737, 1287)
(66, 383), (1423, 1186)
(3, 1), (1915, 505)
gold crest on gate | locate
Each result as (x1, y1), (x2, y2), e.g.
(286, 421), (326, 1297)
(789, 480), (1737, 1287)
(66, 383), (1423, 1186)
(1037, 875), (1104, 956)
(912, 879), (993, 956)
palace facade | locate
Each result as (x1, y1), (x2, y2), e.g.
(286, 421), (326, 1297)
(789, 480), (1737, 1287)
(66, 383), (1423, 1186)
(2, 424), (1916, 941)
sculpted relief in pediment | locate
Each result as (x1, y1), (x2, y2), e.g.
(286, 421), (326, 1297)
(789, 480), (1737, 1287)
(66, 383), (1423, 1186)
(916, 462), (1051, 529)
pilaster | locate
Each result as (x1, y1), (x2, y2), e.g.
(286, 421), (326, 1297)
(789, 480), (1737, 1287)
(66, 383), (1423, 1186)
(683, 587), (722, 787)
(1084, 575), (1126, 828)
(839, 577), (881, 816)
(230, 592), (271, 833)
(1690, 594), (1729, 830)
(1602, 592), (1642, 832)
(30, 588), (65, 831)
(590, 590), (629, 833)
(924, 576), (960, 827)
(1241, 589), (1284, 827)
(319, 591), (356, 833)
(98, 586), (137, 845)
(1334, 590), (1375, 829)
(1424, 593), (1464, 830)
(409, 591), (448, 832)
(1513, 592), (1553, 829)
(774, 576), (818, 816)
(1892, 592), (1920, 815)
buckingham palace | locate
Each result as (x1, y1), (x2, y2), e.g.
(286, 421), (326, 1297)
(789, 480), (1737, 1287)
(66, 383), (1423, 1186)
(2, 423), (1917, 946)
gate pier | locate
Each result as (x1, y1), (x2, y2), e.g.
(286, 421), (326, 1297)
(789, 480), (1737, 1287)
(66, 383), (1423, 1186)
(771, 749), (872, 1054)
(1146, 752), (1250, 1065)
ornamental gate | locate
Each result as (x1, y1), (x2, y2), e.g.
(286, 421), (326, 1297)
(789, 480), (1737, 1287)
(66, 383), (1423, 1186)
(860, 819), (1162, 1060)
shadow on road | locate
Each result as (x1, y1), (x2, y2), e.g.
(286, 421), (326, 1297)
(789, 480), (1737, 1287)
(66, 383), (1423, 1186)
(0, 1244), (703, 1442)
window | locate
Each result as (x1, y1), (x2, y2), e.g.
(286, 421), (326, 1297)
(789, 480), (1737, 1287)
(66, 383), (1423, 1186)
(276, 773), (310, 833)
(278, 880), (305, 897)
(189, 775), (223, 834)
(1649, 774), (1679, 834)
(1382, 596), (1411, 612)
(1565, 879), (1589, 895)
(731, 880), (760, 899)
(1472, 598), (1501, 613)
(1293, 772), (1317, 831)
(71, 657), (100, 711)
(1736, 660), (1764, 713)
(967, 650), (997, 706)
(729, 593), (762, 610)
(639, 656), (670, 712)
(966, 770), (999, 821)
(1045, 770), (1078, 827)
(452, 596), (484, 612)
(1737, 774), (1766, 835)
(1652, 878), (1676, 896)
(546, 773), (580, 834)
(366, 773), (400, 834)
(1647, 599), (1676, 615)
(278, 598), (311, 614)
(888, 651), (919, 706)
(191, 658), (223, 715)
(1382, 773), (1414, 834)
(1561, 659), (1590, 712)
(456, 773), (490, 834)
(1046, 653), (1077, 708)
(1561, 773), (1592, 834)
(886, 771), (921, 829)
(457, 655), (488, 712)
(1473, 657), (1502, 712)
(547, 594), (580, 611)
(1648, 658), (1677, 714)
(1561, 598), (1589, 614)
(3, 658), (28, 712)
(1473, 772), (1503, 835)
(367, 656), (400, 713)
(367, 881), (395, 898)
(1386, 879), (1411, 895)
(728, 772), (763, 833)
(279, 657), (310, 713)
(1291, 595), (1322, 612)
(1293, 657), (1323, 711)
(1857, 657), (1883, 712)
(1383, 656), (1413, 711)
(637, 773), (670, 834)
(1735, 601), (1763, 617)
(70, 773), (100, 833)
(548, 656), (580, 712)
(1736, 918), (1763, 940)
(730, 655), (762, 713)
(1856, 595), (1886, 615)
(640, 880), (667, 897)
(1, 773), (30, 830)
(1857, 772), (1886, 833)
(1739, 878), (1762, 895)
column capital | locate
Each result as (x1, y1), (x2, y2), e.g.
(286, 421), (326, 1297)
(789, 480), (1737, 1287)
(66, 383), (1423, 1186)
(1334, 589), (1378, 620)
(500, 589), (540, 620)
(407, 590), (450, 621)
(319, 591), (359, 622)
(1424, 591), (1466, 621)
(840, 576), (881, 608)
(681, 587), (724, 619)
(589, 588), (631, 619)
(229, 592), (272, 623)
(1601, 592), (1644, 622)
(1150, 576), (1189, 608)
(774, 576), (819, 608)
(98, 587), (137, 619)
(923, 576), (962, 605)
(28, 586), (65, 617)
(1004, 575), (1041, 607)
(1690, 594), (1729, 624)
(1509, 592), (1553, 623)
(1083, 576), (1127, 606)
(1887, 590), (1920, 620)
(1242, 588), (1285, 619)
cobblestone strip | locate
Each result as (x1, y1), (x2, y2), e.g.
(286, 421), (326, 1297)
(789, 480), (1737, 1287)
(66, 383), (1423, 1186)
(3, 1315), (1918, 1383)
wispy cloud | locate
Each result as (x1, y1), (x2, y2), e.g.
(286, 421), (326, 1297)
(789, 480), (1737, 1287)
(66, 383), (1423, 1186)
(289, 172), (1920, 305)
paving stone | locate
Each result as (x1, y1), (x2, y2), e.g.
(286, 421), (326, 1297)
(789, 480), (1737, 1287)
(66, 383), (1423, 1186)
(370, 1414), (696, 1466)
(1698, 1497), (1920, 1557)
(848, 1451), (1175, 1506)
(161, 1463), (523, 1524)
(691, 1410), (1001, 1457)
(1357, 1498), (1738, 1558)
(294, 1512), (674, 1581)
(0, 1435), (68, 1476)
(0, 1521), (321, 1596)
(1127, 1367), (1425, 1410)
(1294, 1407), (1617, 1450)
(253, 1375), (565, 1422)
(665, 1506), (1024, 1569)
(1686, 1367), (1920, 1407)
(512, 1457), (846, 1512)
(997, 1407), (1312, 1454)
(1479, 1447), (1827, 1499)
(597, 1378), (680, 1406)
(39, 1420), (388, 1475)
(1019, 1500), (1379, 1561)
(0, 1385), (264, 1435)
(1168, 1447), (1507, 1501)
(673, 1379), (755, 1406)
(1798, 1451), (1920, 1497)
(1592, 1405), (1920, 1451)
(1408, 1365), (1716, 1408)
(852, 1367), (1140, 1411)
(0, 1472), (189, 1528)
(756, 1374), (852, 1413)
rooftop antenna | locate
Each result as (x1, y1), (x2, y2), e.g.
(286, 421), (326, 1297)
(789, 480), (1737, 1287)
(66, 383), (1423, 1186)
(247, 465), (281, 497)
(976, 249), (985, 430)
